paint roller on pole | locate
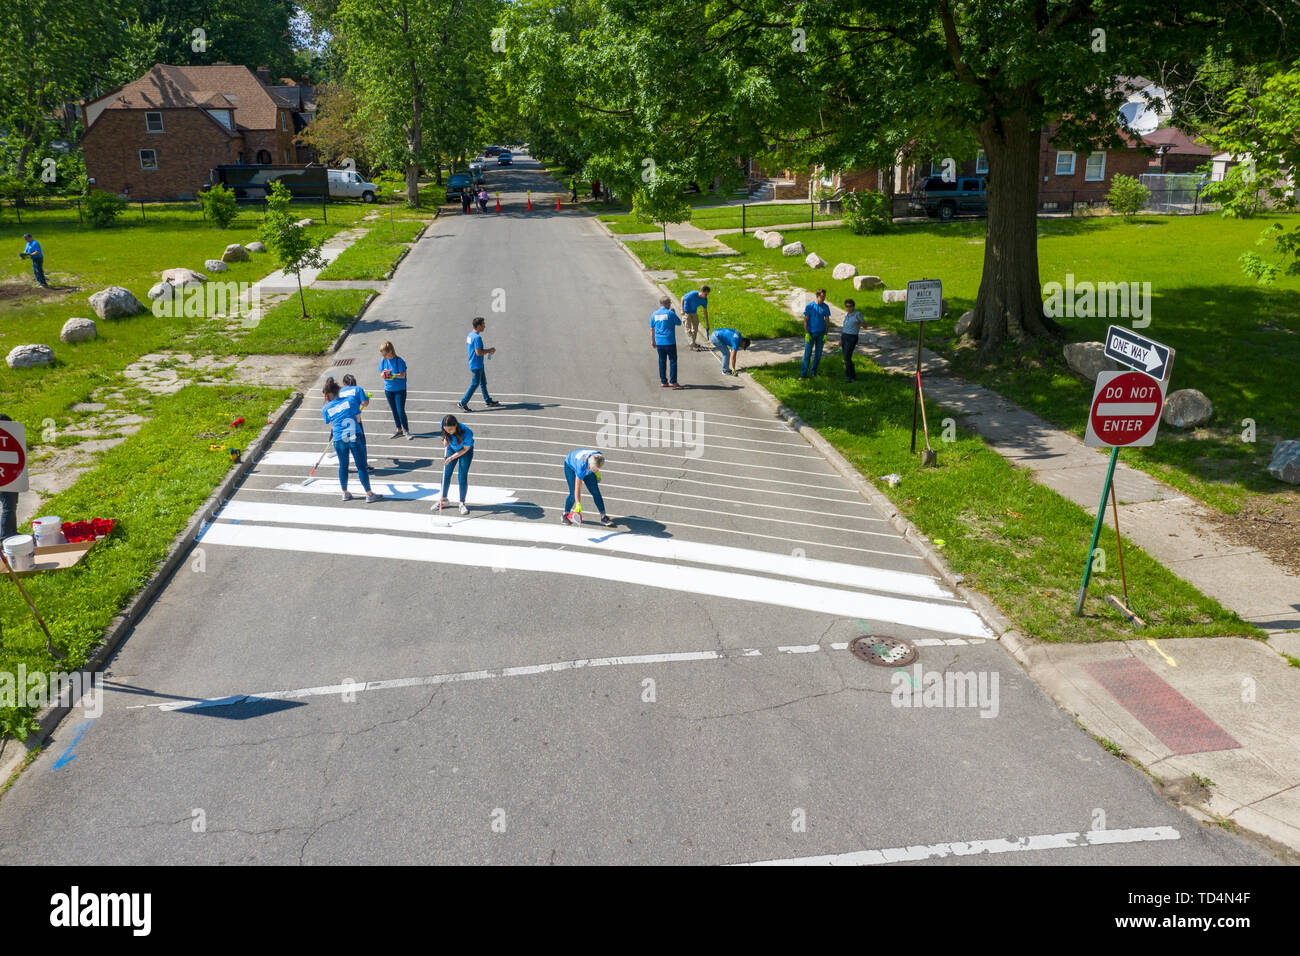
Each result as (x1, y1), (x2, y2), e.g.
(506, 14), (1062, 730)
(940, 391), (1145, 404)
(303, 440), (334, 486)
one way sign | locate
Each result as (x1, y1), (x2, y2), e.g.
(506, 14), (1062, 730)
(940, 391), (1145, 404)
(1104, 325), (1175, 383)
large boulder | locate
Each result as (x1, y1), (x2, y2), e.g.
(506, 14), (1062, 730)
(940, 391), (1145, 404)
(853, 275), (883, 290)
(59, 318), (97, 343)
(7, 344), (54, 368)
(88, 286), (144, 320)
(147, 281), (174, 301)
(882, 289), (907, 303)
(221, 243), (250, 263)
(295, 218), (313, 228)
(752, 230), (769, 241)
(832, 262), (857, 280)
(782, 241), (805, 257)
(1063, 341), (1120, 382)
(805, 252), (826, 269)
(955, 309), (974, 337)
(245, 241), (267, 253)
(1267, 440), (1300, 485)
(1162, 389), (1213, 429)
(159, 267), (205, 287)
(204, 259), (230, 273)
(763, 232), (784, 249)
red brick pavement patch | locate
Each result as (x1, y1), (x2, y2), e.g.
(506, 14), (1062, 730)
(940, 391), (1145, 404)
(1082, 658), (1241, 755)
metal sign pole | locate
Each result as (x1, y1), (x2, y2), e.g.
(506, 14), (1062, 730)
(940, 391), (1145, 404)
(910, 319), (925, 454)
(1109, 477), (1130, 606)
(1075, 446), (1120, 615)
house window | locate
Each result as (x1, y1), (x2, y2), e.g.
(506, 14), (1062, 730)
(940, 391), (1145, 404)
(1085, 152), (1106, 181)
(145, 112), (164, 133)
(1055, 151), (1076, 175)
(139, 149), (158, 170)
(975, 150), (988, 174)
(284, 149), (291, 163)
(281, 112), (289, 132)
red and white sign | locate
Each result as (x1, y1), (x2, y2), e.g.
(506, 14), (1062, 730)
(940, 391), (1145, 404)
(1085, 371), (1165, 448)
(0, 421), (27, 492)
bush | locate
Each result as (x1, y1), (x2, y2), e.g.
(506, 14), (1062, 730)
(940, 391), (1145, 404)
(84, 188), (127, 227)
(1199, 162), (1264, 218)
(1106, 174), (1150, 217)
(841, 189), (892, 235)
(374, 170), (406, 199)
(198, 183), (239, 228)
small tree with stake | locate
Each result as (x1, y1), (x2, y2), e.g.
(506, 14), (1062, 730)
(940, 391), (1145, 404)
(260, 181), (324, 317)
(632, 174), (691, 253)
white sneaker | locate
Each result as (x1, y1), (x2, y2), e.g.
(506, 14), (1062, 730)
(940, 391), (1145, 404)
(406, 429), (415, 440)
(341, 491), (353, 501)
(458, 502), (469, 515)
(433, 498), (448, 512)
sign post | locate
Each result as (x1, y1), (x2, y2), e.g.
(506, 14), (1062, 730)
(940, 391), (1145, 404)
(1103, 325), (1174, 383)
(905, 279), (943, 457)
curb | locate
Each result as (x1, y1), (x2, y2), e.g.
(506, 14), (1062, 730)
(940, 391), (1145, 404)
(324, 218), (431, 354)
(0, 390), (303, 784)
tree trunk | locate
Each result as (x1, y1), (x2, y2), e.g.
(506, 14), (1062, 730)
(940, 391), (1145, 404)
(967, 110), (1064, 358)
(297, 272), (308, 318)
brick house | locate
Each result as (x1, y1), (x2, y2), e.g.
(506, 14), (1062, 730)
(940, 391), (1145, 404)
(81, 64), (311, 200)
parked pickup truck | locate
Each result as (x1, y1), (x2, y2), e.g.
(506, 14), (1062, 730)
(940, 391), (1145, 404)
(909, 175), (988, 220)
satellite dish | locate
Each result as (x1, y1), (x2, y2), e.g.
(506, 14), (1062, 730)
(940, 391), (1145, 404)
(1119, 101), (1160, 135)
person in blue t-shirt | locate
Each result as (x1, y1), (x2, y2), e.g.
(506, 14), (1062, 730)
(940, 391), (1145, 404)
(321, 377), (382, 503)
(800, 289), (831, 378)
(562, 448), (614, 526)
(19, 234), (47, 288)
(680, 286), (710, 349)
(649, 296), (683, 388)
(378, 340), (412, 439)
(709, 327), (751, 375)
(459, 316), (501, 411)
(435, 414), (474, 515)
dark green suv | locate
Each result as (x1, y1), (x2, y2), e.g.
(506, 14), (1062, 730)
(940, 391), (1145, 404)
(909, 176), (988, 220)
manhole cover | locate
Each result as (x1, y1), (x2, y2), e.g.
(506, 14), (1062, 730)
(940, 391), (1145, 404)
(849, 635), (917, 667)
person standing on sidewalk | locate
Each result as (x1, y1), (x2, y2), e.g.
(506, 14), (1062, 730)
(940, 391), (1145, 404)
(562, 448), (614, 526)
(800, 289), (830, 379)
(434, 414), (474, 515)
(681, 286), (710, 349)
(459, 316), (501, 411)
(709, 327), (751, 376)
(322, 377), (382, 503)
(650, 296), (683, 389)
(841, 298), (863, 382)
(378, 341), (412, 439)
(19, 234), (48, 288)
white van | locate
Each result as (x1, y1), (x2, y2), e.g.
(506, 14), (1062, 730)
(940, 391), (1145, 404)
(328, 168), (379, 202)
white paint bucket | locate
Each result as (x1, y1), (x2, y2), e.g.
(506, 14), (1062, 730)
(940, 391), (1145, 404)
(31, 516), (66, 546)
(2, 534), (36, 572)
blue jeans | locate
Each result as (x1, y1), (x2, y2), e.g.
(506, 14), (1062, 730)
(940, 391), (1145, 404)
(442, 449), (473, 501)
(709, 331), (733, 371)
(461, 367), (493, 405)
(841, 333), (859, 380)
(30, 256), (47, 287)
(656, 345), (678, 384)
(1, 491), (17, 539)
(800, 335), (825, 376)
(335, 438), (372, 493)
(564, 462), (605, 515)
(384, 389), (409, 430)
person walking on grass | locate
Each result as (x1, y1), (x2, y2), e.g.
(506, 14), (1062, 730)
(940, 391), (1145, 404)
(434, 414), (474, 515)
(650, 296), (683, 389)
(681, 286), (710, 350)
(709, 327), (751, 376)
(19, 234), (48, 288)
(459, 316), (501, 411)
(378, 341), (412, 439)
(800, 289), (830, 379)
(841, 298), (864, 382)
(562, 448), (614, 526)
(322, 377), (382, 503)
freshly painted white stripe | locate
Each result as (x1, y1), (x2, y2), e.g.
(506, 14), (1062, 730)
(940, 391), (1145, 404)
(132, 639), (987, 712)
(199, 523), (993, 637)
(739, 826), (1180, 866)
(269, 480), (521, 504)
(216, 501), (954, 599)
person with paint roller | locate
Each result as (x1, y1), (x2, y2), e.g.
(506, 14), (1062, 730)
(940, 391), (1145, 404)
(321, 377), (382, 503)
(434, 414), (474, 515)
(562, 448), (614, 526)
(709, 327), (751, 376)
(378, 341), (413, 439)
(680, 286), (710, 350)
(799, 289), (830, 379)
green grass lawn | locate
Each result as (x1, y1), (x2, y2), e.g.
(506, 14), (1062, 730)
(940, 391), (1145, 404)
(0, 383), (289, 741)
(663, 215), (1300, 515)
(598, 202), (837, 234)
(317, 219), (425, 280)
(188, 289), (373, 355)
(751, 361), (1256, 644)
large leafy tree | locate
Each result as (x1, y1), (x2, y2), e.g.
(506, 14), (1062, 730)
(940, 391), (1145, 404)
(123, 0), (301, 79)
(500, 0), (1298, 358)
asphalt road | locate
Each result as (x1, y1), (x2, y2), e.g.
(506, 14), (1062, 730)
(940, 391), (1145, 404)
(0, 156), (1278, 865)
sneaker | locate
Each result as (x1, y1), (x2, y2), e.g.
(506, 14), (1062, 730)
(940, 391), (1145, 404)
(458, 503), (469, 515)
(390, 430), (403, 439)
(341, 491), (353, 501)
(433, 498), (449, 512)
(660, 383), (669, 388)
(457, 402), (471, 412)
(669, 383), (683, 389)
(365, 493), (384, 503)
(406, 429), (415, 440)
(600, 514), (615, 527)
(485, 400), (502, 407)
(561, 512), (574, 525)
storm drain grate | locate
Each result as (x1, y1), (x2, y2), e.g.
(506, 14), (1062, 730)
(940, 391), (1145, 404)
(850, 635), (918, 667)
(333, 358), (354, 366)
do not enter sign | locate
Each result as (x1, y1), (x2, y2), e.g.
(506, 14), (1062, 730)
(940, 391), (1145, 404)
(0, 420), (27, 492)
(1085, 370), (1165, 448)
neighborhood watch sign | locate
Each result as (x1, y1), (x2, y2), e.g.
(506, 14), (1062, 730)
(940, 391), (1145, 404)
(1043, 273), (1152, 327)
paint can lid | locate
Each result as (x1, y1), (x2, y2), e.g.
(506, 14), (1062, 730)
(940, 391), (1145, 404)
(2, 534), (35, 552)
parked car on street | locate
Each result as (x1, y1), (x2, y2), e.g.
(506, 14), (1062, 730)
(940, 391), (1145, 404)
(446, 173), (474, 199)
(909, 175), (988, 219)
(468, 162), (485, 184)
(484, 146), (503, 157)
(497, 151), (513, 166)
(327, 168), (379, 202)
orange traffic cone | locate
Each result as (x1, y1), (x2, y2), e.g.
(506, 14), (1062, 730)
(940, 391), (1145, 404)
(556, 196), (562, 210)
(526, 196), (532, 210)
(495, 198), (501, 212)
